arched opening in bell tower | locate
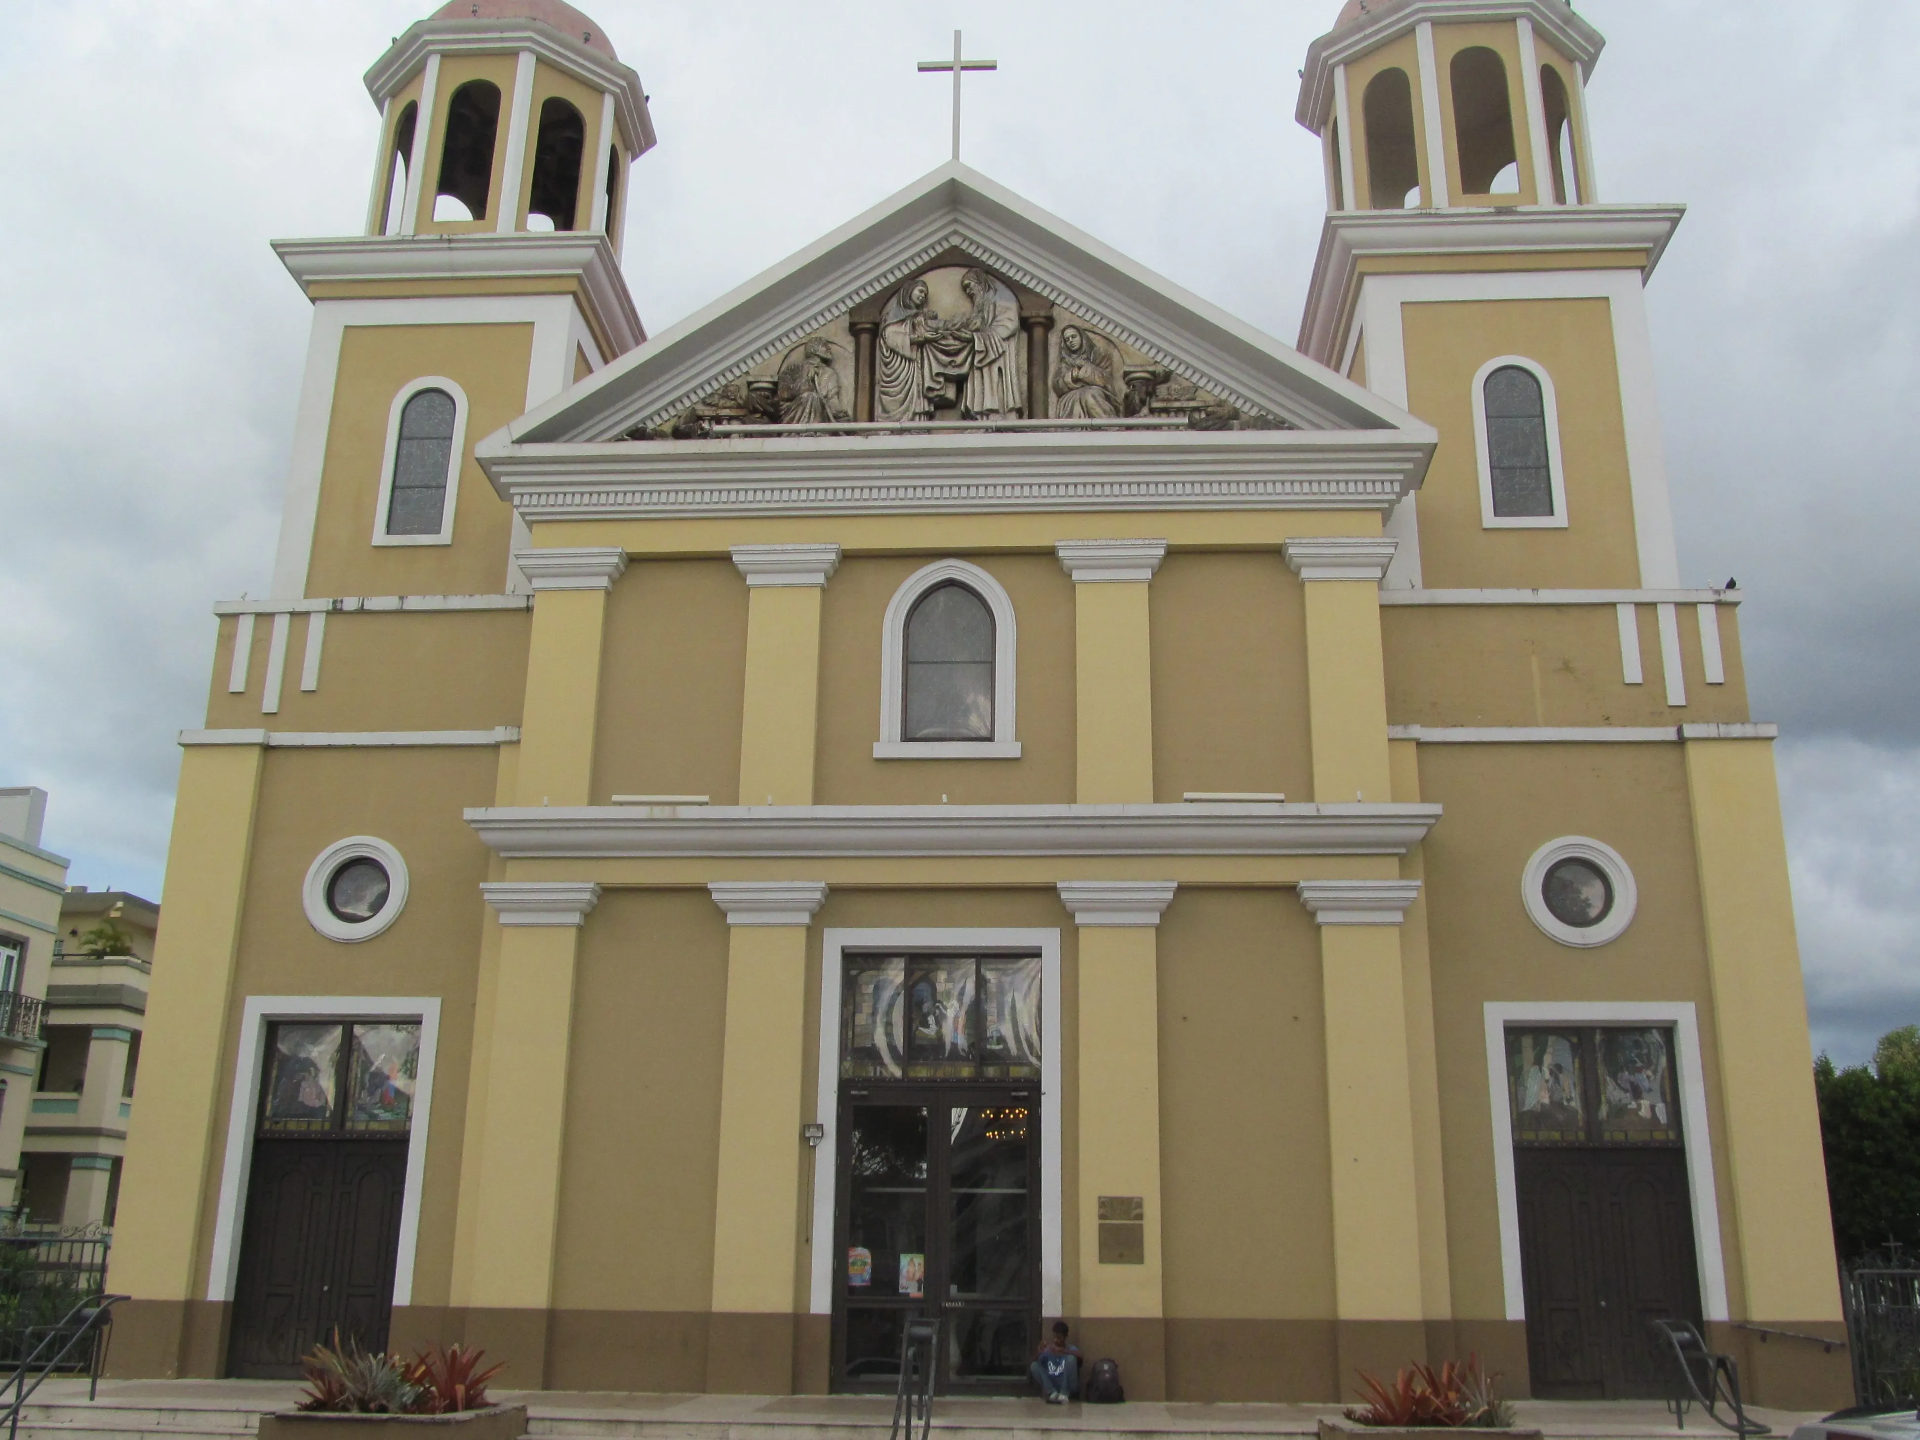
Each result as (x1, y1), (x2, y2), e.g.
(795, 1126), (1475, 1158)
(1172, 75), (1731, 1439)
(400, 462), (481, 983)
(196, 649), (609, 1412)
(1541, 64), (1581, 204)
(1450, 47), (1519, 195)
(433, 80), (502, 222)
(1362, 68), (1421, 209)
(527, 97), (587, 232)
(380, 102), (418, 236)
(603, 145), (622, 238)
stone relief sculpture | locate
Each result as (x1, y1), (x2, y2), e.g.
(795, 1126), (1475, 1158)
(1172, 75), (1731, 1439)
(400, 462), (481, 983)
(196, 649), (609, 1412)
(877, 267), (1026, 422)
(1050, 324), (1121, 419)
(776, 338), (851, 424)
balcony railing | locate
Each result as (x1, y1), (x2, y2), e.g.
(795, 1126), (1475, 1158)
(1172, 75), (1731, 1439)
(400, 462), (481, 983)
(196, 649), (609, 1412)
(0, 991), (46, 1043)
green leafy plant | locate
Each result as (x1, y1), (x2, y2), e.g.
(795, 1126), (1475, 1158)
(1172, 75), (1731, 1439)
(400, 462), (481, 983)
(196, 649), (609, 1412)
(77, 921), (134, 960)
(1346, 1355), (1511, 1428)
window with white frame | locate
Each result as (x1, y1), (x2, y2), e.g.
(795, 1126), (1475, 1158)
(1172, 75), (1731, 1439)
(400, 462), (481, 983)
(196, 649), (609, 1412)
(1472, 356), (1568, 529)
(876, 559), (1020, 759)
(373, 378), (468, 546)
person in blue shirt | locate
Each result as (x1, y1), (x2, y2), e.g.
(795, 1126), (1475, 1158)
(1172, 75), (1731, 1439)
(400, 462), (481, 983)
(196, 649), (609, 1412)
(1030, 1321), (1081, 1404)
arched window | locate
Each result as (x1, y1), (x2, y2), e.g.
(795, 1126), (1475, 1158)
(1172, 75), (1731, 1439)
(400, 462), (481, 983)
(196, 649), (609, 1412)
(1450, 47), (1519, 195)
(381, 101), (417, 236)
(527, 97), (585, 232)
(603, 144), (622, 237)
(876, 559), (1020, 757)
(375, 380), (468, 545)
(1363, 68), (1420, 209)
(1541, 65), (1581, 204)
(1472, 357), (1567, 527)
(434, 80), (501, 222)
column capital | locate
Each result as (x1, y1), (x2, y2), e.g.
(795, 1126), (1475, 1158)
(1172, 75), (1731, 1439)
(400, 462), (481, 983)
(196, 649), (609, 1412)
(1296, 879), (1421, 925)
(1283, 537), (1397, 582)
(1056, 539), (1167, 583)
(516, 547), (628, 592)
(1058, 880), (1177, 926)
(731, 544), (841, 588)
(481, 880), (602, 926)
(709, 881), (829, 926)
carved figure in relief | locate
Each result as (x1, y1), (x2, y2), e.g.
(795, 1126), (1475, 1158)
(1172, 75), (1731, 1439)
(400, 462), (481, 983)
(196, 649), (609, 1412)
(878, 279), (947, 421)
(1050, 325), (1120, 419)
(955, 268), (1024, 420)
(876, 268), (1026, 422)
(776, 338), (850, 424)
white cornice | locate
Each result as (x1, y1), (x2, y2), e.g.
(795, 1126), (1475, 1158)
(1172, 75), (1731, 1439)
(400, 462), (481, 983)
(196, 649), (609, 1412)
(1297, 879), (1422, 925)
(464, 801), (1442, 859)
(1055, 540), (1167, 583)
(1381, 587), (1737, 607)
(273, 234), (644, 358)
(1056, 881), (1178, 926)
(516, 547), (627, 591)
(1298, 1), (1605, 132)
(1297, 206), (1684, 364)
(363, 20), (655, 157)
(180, 727), (519, 749)
(480, 429), (1435, 522)
(480, 880), (601, 927)
(213, 594), (533, 616)
(708, 881), (830, 926)
(731, 544), (842, 588)
(1285, 536), (1398, 582)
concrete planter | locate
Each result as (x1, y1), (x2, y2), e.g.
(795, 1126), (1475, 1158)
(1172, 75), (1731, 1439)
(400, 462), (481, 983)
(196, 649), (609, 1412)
(259, 1405), (527, 1440)
(1319, 1421), (1540, 1440)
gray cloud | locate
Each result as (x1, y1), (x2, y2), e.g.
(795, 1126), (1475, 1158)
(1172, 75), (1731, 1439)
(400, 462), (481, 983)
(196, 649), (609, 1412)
(1, 0), (1912, 1061)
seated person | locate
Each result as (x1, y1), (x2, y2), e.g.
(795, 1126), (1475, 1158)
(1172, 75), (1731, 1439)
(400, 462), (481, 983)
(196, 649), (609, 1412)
(1029, 1321), (1082, 1404)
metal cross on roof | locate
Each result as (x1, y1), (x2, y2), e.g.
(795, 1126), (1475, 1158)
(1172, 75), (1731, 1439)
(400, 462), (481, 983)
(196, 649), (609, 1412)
(917, 30), (997, 162)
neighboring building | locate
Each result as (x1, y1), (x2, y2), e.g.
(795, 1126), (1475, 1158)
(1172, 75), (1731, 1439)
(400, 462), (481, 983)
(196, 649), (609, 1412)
(17, 889), (156, 1230)
(110, 0), (1846, 1410)
(0, 788), (64, 1218)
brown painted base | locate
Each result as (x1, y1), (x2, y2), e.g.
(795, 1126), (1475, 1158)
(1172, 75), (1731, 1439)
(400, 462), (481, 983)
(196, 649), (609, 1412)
(257, 1406), (526, 1440)
(1705, 1321), (1854, 1412)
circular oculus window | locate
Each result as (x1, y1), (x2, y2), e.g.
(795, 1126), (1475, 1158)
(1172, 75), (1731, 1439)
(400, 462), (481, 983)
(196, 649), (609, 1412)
(1522, 837), (1636, 948)
(303, 837), (409, 943)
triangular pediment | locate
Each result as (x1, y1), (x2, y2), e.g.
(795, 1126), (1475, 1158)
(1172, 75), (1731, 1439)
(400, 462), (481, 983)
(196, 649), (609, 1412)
(500, 162), (1424, 446)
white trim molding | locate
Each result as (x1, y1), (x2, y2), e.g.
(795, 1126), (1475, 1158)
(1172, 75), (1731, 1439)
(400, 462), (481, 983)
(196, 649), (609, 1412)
(1054, 539), (1167, 584)
(708, 881), (829, 926)
(1055, 880), (1177, 926)
(1483, 1001), (1729, 1322)
(1470, 356), (1568, 530)
(1297, 878), (1421, 925)
(516, 546), (627, 592)
(208, 996), (442, 1307)
(730, 543), (841, 588)
(466, 801), (1444, 859)
(1617, 603), (1644, 685)
(181, 727), (519, 749)
(1697, 604), (1725, 685)
(372, 376), (470, 547)
(1388, 724), (1775, 744)
(302, 837), (410, 943)
(1380, 588), (1737, 607)
(1520, 835), (1637, 947)
(810, 927), (1063, 1317)
(877, 558), (1020, 759)
(1284, 536), (1397, 582)
(1658, 601), (1688, 707)
(480, 880), (601, 927)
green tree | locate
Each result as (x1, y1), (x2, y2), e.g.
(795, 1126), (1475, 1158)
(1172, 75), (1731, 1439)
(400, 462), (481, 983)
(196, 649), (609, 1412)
(1815, 1028), (1920, 1261)
(77, 920), (132, 959)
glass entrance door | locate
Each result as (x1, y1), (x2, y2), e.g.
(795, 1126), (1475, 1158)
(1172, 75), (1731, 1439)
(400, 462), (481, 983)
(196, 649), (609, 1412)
(834, 1087), (1038, 1392)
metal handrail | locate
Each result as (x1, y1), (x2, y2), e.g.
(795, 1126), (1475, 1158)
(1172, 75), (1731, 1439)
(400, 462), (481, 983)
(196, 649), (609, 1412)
(888, 1316), (939, 1440)
(0, 993), (44, 1043)
(1729, 1321), (1847, 1353)
(1652, 1318), (1770, 1436)
(0, 1292), (126, 1440)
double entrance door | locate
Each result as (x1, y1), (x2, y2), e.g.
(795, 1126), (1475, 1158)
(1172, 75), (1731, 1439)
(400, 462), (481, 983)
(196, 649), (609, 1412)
(833, 1085), (1039, 1393)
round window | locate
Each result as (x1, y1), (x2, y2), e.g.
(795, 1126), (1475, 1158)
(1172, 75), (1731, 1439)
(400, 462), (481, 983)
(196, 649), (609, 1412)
(326, 858), (391, 923)
(1542, 856), (1612, 929)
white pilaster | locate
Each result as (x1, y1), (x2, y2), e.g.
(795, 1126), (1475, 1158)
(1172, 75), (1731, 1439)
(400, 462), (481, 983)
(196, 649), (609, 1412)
(495, 51), (537, 234)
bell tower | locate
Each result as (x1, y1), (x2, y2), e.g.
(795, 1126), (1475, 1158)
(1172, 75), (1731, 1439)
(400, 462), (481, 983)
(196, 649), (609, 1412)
(1295, 0), (1685, 592)
(266, 0), (655, 603)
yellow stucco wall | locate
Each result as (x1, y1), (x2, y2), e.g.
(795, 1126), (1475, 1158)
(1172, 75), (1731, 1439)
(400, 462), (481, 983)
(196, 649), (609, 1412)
(305, 324), (533, 599)
(1431, 20), (1538, 206)
(1343, 34), (1430, 212)
(415, 54), (520, 233)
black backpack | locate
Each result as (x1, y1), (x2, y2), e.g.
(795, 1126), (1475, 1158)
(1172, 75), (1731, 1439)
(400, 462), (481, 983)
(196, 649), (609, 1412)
(1084, 1357), (1125, 1404)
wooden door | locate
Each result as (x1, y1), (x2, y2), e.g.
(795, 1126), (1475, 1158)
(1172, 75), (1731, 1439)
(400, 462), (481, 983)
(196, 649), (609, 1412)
(228, 1140), (408, 1378)
(1517, 1146), (1702, 1398)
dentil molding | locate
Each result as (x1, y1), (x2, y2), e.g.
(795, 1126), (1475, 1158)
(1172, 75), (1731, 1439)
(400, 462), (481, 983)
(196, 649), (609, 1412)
(1283, 537), (1398, 582)
(1055, 539), (1168, 583)
(731, 544), (842, 588)
(480, 881), (603, 926)
(710, 881), (831, 925)
(1056, 881), (1178, 926)
(1296, 879), (1422, 925)
(515, 547), (628, 592)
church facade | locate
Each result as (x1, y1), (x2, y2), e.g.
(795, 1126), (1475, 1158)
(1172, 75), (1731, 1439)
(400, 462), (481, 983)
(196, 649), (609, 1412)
(108, 0), (1849, 1407)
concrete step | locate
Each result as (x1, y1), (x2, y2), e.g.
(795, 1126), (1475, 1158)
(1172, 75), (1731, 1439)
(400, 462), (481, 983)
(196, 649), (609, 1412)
(11, 1401), (265, 1437)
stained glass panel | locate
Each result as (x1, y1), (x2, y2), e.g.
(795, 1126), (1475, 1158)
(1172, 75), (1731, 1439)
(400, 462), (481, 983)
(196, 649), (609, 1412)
(978, 956), (1042, 1079)
(347, 1023), (420, 1132)
(842, 957), (905, 1079)
(1507, 1029), (1586, 1142)
(843, 954), (1042, 1082)
(1598, 1028), (1678, 1142)
(904, 958), (976, 1078)
(262, 1023), (343, 1132)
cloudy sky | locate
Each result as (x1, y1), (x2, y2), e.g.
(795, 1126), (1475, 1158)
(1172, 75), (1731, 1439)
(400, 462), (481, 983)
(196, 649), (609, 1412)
(1, 1), (1914, 1063)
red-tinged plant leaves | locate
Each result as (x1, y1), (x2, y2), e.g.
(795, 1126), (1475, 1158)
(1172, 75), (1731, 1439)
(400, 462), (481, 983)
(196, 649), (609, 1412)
(410, 1343), (505, 1414)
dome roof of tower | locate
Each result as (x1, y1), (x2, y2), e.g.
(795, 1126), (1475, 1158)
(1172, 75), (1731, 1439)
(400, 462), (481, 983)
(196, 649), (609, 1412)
(1332, 0), (1398, 29)
(430, 0), (617, 59)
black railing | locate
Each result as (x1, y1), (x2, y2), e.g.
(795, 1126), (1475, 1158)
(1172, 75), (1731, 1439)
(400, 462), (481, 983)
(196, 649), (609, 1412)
(0, 1293), (125, 1440)
(1844, 1262), (1920, 1407)
(0, 995), (42, 1044)
(0, 1229), (110, 1369)
(888, 1316), (938, 1440)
